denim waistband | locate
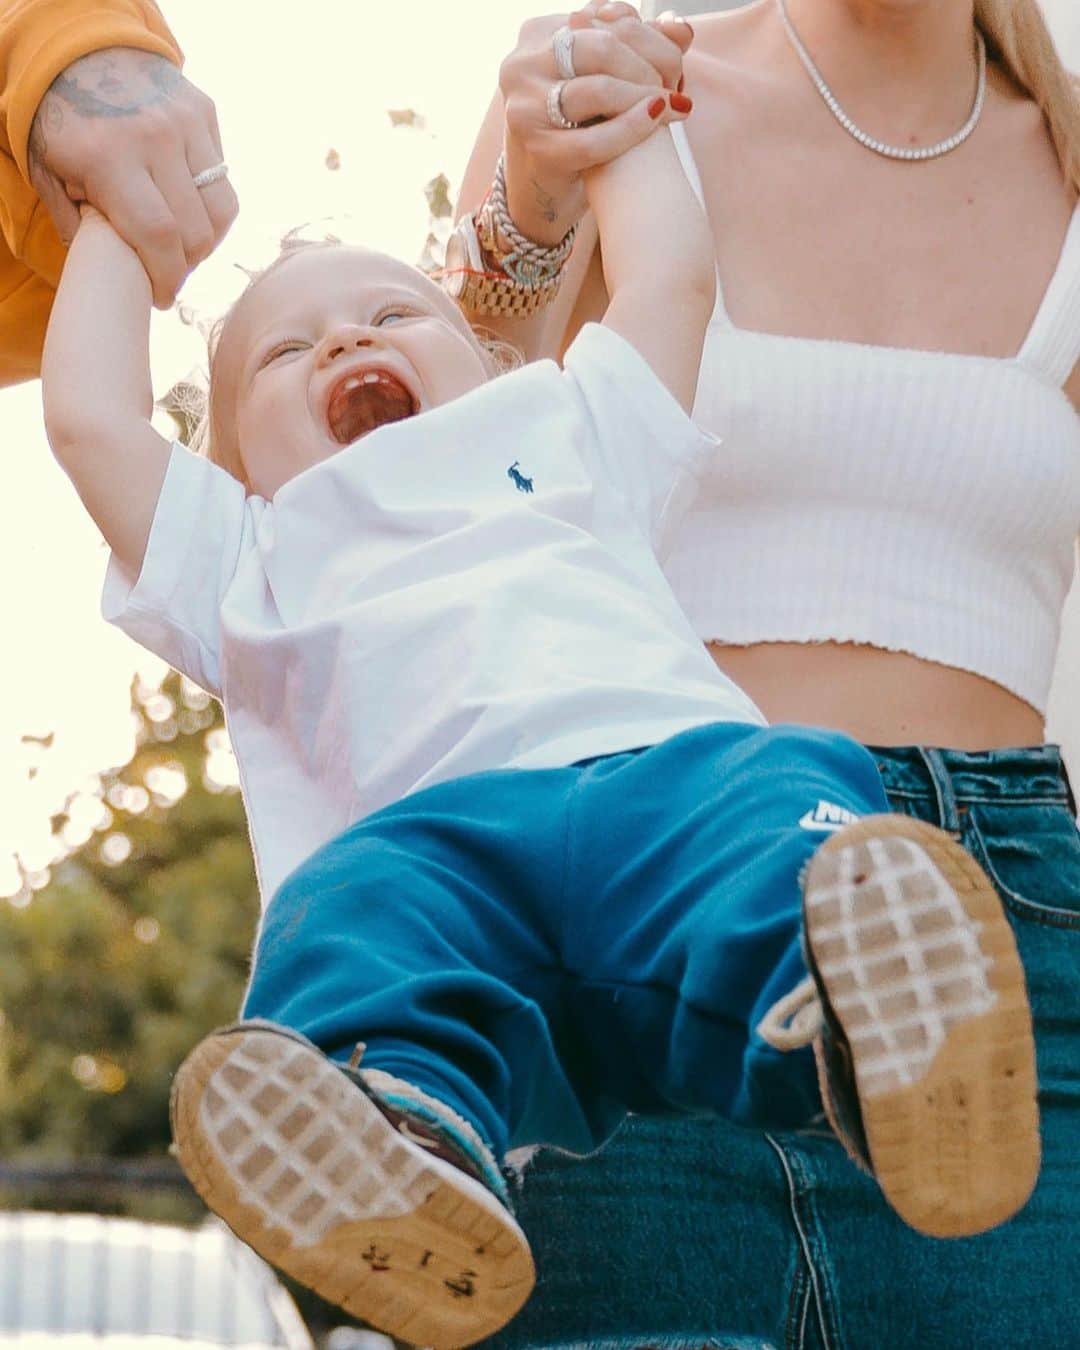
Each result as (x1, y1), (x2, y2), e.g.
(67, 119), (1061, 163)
(867, 742), (1075, 811)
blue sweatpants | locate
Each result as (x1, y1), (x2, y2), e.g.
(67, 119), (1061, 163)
(243, 722), (891, 1161)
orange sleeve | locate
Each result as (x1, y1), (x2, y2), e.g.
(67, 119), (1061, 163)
(0, 0), (182, 384)
(0, 234), (54, 385)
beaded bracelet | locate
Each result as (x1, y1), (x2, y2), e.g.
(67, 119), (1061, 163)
(441, 153), (578, 318)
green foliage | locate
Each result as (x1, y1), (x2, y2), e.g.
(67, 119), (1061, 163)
(0, 672), (257, 1160)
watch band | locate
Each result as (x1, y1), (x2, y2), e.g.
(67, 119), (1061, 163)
(440, 214), (562, 317)
(439, 153), (577, 318)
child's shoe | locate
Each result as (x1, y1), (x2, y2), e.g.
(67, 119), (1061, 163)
(170, 1020), (534, 1349)
(759, 814), (1040, 1238)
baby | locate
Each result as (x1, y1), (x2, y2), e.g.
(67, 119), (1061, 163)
(42, 93), (1037, 1350)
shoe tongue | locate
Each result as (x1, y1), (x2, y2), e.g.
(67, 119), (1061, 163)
(327, 372), (415, 445)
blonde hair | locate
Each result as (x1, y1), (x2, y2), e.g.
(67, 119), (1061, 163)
(169, 234), (523, 489)
(975, 0), (1080, 193)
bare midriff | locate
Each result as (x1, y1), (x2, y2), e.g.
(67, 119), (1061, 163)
(707, 641), (1045, 751)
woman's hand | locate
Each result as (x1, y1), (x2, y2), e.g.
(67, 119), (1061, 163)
(576, 2), (693, 93)
(498, 3), (694, 246)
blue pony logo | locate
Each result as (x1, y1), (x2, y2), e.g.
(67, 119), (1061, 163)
(507, 461), (534, 494)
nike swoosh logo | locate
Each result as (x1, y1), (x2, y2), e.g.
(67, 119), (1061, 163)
(398, 1119), (440, 1149)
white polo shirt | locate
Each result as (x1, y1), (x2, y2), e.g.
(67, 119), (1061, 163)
(104, 323), (764, 903)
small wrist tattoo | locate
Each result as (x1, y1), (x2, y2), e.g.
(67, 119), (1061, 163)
(530, 177), (562, 225)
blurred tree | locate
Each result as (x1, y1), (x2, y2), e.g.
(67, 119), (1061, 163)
(0, 672), (257, 1159)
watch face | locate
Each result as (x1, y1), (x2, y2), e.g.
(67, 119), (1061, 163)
(441, 232), (470, 301)
(442, 267), (467, 303)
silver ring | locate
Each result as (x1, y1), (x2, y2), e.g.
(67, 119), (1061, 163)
(546, 81), (576, 130)
(552, 25), (577, 80)
(192, 162), (229, 189)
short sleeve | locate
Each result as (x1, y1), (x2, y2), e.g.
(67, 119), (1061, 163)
(560, 322), (720, 554)
(101, 442), (252, 698)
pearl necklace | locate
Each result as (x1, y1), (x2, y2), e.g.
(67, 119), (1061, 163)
(777, 0), (987, 162)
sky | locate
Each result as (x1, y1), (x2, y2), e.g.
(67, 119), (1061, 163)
(1, 0), (1078, 897)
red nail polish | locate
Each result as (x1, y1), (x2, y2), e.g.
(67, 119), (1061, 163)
(670, 92), (693, 114)
(648, 96), (666, 120)
(677, 75), (685, 94)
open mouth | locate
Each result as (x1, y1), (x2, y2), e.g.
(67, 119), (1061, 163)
(325, 369), (419, 445)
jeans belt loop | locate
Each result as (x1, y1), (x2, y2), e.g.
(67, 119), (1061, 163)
(1063, 759), (1079, 818)
(915, 746), (962, 834)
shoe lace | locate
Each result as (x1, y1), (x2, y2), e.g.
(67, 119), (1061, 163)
(757, 975), (824, 1051)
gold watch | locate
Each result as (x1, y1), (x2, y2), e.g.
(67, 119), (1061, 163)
(441, 213), (561, 319)
(440, 154), (577, 319)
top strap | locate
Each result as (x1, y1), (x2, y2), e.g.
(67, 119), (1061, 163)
(670, 122), (730, 330)
(671, 119), (708, 208)
(1016, 201), (1080, 387)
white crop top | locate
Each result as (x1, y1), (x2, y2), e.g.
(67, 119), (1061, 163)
(667, 123), (1080, 715)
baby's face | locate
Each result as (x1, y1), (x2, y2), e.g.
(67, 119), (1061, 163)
(212, 245), (492, 497)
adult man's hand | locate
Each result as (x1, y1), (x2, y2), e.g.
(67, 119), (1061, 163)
(28, 47), (238, 307)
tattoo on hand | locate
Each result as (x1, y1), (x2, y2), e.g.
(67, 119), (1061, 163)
(30, 49), (183, 181)
(27, 106), (47, 175)
(28, 91), (62, 176)
(531, 177), (561, 225)
(47, 50), (181, 122)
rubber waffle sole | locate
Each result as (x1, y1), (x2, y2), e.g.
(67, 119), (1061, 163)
(170, 1025), (535, 1349)
(803, 814), (1040, 1239)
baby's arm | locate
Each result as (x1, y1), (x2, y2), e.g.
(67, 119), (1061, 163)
(42, 208), (172, 575)
(581, 106), (715, 414)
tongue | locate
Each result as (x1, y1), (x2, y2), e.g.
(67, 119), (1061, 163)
(327, 374), (416, 445)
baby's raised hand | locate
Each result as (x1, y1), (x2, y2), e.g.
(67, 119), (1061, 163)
(76, 203), (107, 227)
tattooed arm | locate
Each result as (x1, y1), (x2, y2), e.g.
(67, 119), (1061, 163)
(455, 84), (601, 365)
(28, 46), (237, 307)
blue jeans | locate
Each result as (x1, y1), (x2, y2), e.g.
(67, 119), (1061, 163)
(487, 744), (1080, 1350)
(245, 723), (891, 1161)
